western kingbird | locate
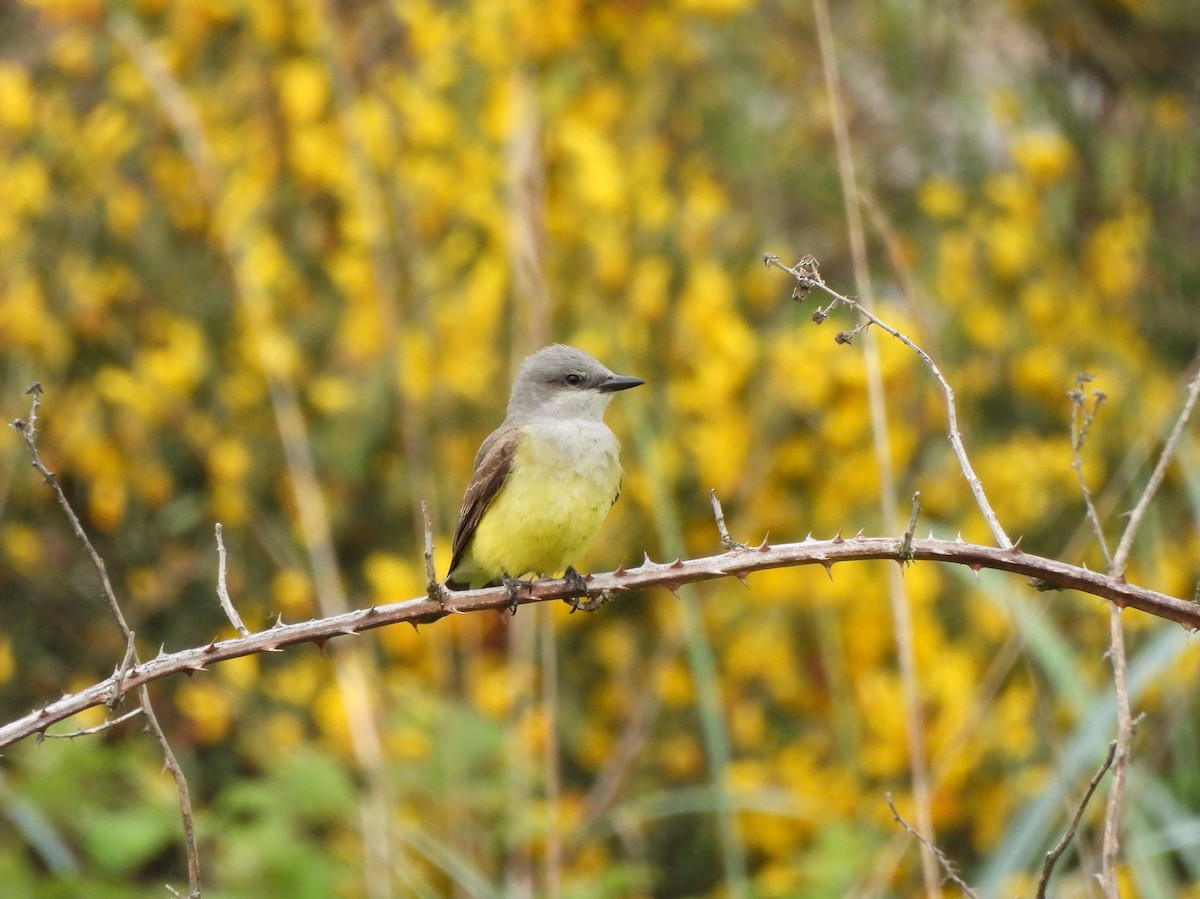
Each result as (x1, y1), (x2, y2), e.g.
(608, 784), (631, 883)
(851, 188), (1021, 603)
(445, 344), (643, 599)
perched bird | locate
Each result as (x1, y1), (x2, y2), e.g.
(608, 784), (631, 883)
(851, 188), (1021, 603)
(445, 344), (643, 607)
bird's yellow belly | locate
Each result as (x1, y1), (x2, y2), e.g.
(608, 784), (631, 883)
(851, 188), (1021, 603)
(469, 426), (621, 580)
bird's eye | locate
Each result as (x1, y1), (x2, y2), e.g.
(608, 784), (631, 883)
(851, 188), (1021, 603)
(564, 372), (586, 387)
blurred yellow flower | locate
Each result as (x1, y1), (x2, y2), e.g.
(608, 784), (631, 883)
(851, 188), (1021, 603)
(983, 171), (1039, 219)
(265, 656), (325, 705)
(218, 654), (259, 690)
(177, 679), (235, 743)
(208, 437), (251, 484)
(0, 636), (13, 685)
(363, 552), (423, 603)
(934, 230), (978, 307)
(559, 116), (626, 214)
(1084, 201), (1148, 301)
(272, 568), (314, 617)
(678, 0), (753, 14)
(307, 375), (356, 414)
(657, 661), (695, 707)
(917, 176), (966, 220)
(313, 683), (353, 754)
(658, 731), (705, 780)
(0, 64), (33, 132)
(278, 57), (330, 126)
(88, 476), (127, 532)
(471, 663), (515, 719)
(984, 216), (1035, 281)
(1011, 129), (1075, 186)
(1, 154), (50, 216)
(388, 726), (432, 762)
(2, 523), (43, 575)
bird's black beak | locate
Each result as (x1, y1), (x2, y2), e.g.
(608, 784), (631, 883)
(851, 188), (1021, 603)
(598, 374), (645, 393)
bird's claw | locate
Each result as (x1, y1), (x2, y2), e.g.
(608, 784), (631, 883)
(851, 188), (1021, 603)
(562, 566), (592, 613)
(501, 575), (527, 615)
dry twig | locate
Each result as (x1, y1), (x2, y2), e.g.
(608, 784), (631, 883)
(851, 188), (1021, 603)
(41, 707), (143, 740)
(709, 490), (746, 551)
(1037, 740), (1118, 899)
(10, 386), (202, 898)
(1100, 370), (1200, 895)
(764, 253), (1013, 551)
(886, 793), (980, 899)
(213, 524), (249, 637)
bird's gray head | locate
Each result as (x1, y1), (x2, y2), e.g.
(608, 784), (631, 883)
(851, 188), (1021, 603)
(504, 344), (644, 424)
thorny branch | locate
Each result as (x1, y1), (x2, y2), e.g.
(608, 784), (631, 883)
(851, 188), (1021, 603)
(1068, 374), (1112, 569)
(764, 254), (1013, 550)
(1102, 370), (1200, 896)
(41, 707), (144, 740)
(1037, 740), (1118, 899)
(2, 533), (1196, 751)
(1066, 376), (1131, 899)
(886, 793), (980, 899)
(766, 256), (1200, 893)
(9, 386), (202, 899)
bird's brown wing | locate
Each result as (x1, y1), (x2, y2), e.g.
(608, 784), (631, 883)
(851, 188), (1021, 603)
(446, 427), (522, 584)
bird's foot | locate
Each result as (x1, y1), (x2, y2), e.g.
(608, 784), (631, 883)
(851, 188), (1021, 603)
(562, 566), (595, 613)
(501, 575), (531, 615)
(428, 579), (449, 607)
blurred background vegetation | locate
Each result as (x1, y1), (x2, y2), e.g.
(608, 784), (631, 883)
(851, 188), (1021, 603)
(1, 0), (1198, 896)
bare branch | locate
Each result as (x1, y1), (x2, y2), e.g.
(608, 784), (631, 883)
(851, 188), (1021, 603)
(1102, 370), (1200, 893)
(1038, 740), (1118, 899)
(764, 254), (1013, 550)
(898, 492), (921, 562)
(10, 387), (133, 636)
(1112, 370), (1200, 571)
(710, 490), (745, 550)
(42, 707), (143, 739)
(110, 631), (139, 709)
(214, 524), (249, 637)
(11, 386), (202, 898)
(421, 501), (446, 606)
(886, 793), (980, 899)
(1068, 373), (1112, 566)
(3, 534), (1195, 751)
(138, 684), (201, 898)
(1066, 373), (1129, 897)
